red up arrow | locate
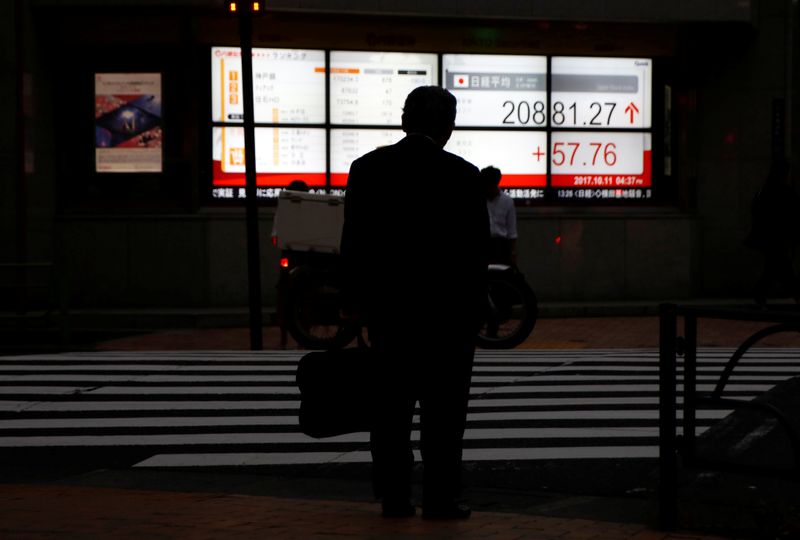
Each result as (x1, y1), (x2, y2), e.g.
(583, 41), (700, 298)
(625, 102), (640, 124)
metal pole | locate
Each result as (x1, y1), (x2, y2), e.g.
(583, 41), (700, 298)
(683, 314), (697, 465)
(15, 0), (28, 315)
(786, 0), (796, 166)
(238, 10), (263, 350)
(658, 303), (678, 530)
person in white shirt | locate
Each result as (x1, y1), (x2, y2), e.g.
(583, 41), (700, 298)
(481, 166), (517, 266)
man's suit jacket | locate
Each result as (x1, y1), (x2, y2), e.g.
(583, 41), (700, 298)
(340, 134), (489, 337)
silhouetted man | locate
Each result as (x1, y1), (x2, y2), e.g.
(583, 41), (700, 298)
(340, 86), (488, 519)
(481, 166), (518, 266)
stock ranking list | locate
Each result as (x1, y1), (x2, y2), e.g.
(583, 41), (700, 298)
(213, 127), (326, 187)
(330, 129), (404, 186)
(329, 51), (438, 126)
(211, 47), (326, 125)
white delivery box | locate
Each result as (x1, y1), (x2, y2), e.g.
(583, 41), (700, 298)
(274, 190), (345, 254)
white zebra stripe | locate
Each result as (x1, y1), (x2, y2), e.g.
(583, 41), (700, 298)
(0, 426), (664, 445)
(477, 383), (774, 394)
(133, 445), (661, 468)
(3, 349), (797, 365)
(0, 373), (791, 383)
(466, 409), (728, 421)
(0, 408), (729, 430)
(0, 365), (298, 372)
(0, 395), (756, 414)
(0, 400), (301, 412)
(0, 416), (300, 429)
(0, 425), (683, 448)
(0, 383), (774, 396)
(0, 347), (795, 467)
(0, 375), (300, 383)
(0, 387), (93, 395)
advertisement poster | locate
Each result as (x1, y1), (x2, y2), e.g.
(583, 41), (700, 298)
(95, 73), (162, 173)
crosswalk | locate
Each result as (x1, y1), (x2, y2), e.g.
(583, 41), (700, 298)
(0, 348), (798, 468)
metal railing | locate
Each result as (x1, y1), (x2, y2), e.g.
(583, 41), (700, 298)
(658, 303), (800, 530)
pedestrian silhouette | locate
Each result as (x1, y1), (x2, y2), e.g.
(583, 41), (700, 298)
(746, 160), (800, 305)
(481, 166), (518, 266)
(340, 86), (489, 519)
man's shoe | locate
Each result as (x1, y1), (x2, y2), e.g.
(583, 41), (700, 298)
(422, 503), (471, 520)
(381, 502), (416, 518)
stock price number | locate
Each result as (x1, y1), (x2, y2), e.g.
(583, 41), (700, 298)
(551, 101), (618, 126)
(502, 100), (547, 126)
(550, 132), (648, 188)
(551, 141), (617, 167)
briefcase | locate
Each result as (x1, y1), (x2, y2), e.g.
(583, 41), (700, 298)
(296, 346), (377, 438)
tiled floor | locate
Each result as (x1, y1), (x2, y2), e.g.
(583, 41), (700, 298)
(0, 484), (733, 540)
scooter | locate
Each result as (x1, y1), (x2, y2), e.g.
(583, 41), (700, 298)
(279, 252), (537, 350)
(273, 189), (537, 350)
(478, 263), (537, 349)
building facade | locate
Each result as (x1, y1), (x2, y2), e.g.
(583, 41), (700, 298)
(3, 0), (798, 321)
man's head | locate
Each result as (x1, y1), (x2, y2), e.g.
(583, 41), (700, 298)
(480, 166), (502, 199)
(401, 86), (457, 147)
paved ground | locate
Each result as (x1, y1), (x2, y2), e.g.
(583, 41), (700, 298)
(4, 313), (800, 539)
(0, 483), (732, 540)
(96, 315), (800, 351)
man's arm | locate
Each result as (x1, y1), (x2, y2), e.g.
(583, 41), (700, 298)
(339, 159), (366, 320)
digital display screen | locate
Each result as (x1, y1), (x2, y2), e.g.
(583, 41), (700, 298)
(211, 47), (326, 124)
(443, 54), (548, 128)
(209, 48), (658, 202)
(550, 131), (652, 188)
(212, 127), (327, 196)
(95, 73), (162, 173)
(329, 129), (404, 187)
(550, 57), (652, 129)
(445, 131), (547, 192)
(329, 51), (438, 126)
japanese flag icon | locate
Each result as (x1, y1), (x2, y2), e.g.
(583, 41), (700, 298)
(453, 75), (470, 88)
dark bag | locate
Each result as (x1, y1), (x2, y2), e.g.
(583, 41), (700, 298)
(296, 343), (377, 438)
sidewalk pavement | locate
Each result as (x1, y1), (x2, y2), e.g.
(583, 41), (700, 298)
(0, 483), (732, 540)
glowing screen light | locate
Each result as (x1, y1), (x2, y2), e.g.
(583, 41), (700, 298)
(442, 54), (548, 128)
(211, 47), (326, 125)
(329, 51), (438, 126)
(329, 129), (404, 187)
(550, 57), (652, 129)
(549, 132), (652, 188)
(212, 127), (327, 192)
(444, 131), (547, 189)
